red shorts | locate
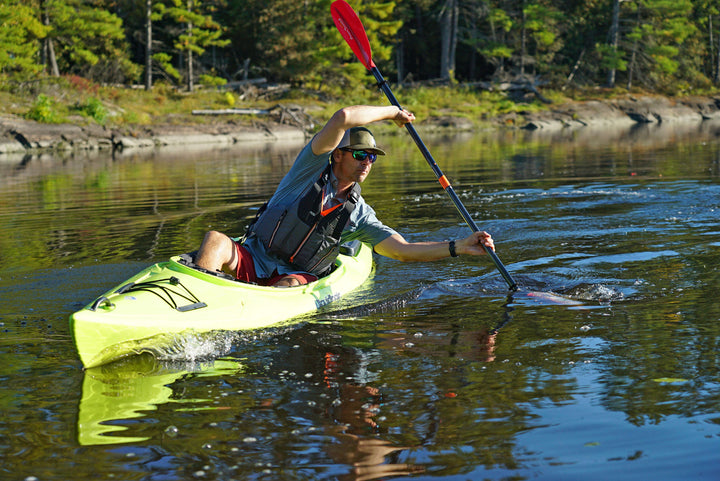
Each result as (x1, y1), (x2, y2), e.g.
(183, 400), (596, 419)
(233, 242), (317, 286)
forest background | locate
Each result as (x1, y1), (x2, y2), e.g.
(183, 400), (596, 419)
(2, 0), (720, 129)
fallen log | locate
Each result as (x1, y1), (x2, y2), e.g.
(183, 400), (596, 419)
(191, 104), (315, 130)
(191, 108), (270, 115)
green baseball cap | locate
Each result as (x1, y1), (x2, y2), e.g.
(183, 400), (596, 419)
(337, 126), (386, 155)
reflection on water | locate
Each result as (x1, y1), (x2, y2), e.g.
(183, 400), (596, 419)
(1, 121), (719, 480)
(78, 356), (245, 445)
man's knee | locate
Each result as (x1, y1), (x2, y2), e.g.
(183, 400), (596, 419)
(202, 230), (225, 245)
(197, 231), (235, 272)
(270, 273), (317, 287)
(273, 276), (301, 287)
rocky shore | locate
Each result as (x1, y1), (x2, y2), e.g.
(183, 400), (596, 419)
(2, 94), (720, 157)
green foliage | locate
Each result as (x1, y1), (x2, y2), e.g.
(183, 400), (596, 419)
(42, 0), (136, 82)
(154, 0), (230, 89)
(596, 43), (628, 72)
(0, 1), (48, 78)
(25, 94), (64, 124)
(152, 52), (181, 81)
(76, 97), (108, 124)
(199, 74), (228, 88)
(224, 91), (236, 107)
(620, 0), (698, 88)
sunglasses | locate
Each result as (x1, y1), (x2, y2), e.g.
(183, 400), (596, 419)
(342, 148), (377, 163)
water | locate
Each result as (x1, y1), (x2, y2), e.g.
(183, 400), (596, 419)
(1, 120), (719, 480)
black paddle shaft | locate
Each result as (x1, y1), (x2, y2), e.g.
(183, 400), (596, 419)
(369, 66), (517, 291)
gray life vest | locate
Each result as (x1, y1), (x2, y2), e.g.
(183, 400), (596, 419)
(247, 164), (361, 276)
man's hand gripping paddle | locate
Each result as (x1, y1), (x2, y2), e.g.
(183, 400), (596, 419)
(331, 0), (517, 291)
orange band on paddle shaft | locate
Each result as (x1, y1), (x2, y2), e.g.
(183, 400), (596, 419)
(438, 175), (450, 189)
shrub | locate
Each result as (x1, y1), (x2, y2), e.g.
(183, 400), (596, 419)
(25, 94), (63, 123)
(77, 97), (108, 124)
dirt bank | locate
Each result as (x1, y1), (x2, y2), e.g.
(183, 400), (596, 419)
(2, 94), (720, 156)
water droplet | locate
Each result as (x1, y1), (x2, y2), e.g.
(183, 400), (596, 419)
(165, 425), (179, 437)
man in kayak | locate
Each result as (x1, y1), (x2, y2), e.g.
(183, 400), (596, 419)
(195, 104), (496, 286)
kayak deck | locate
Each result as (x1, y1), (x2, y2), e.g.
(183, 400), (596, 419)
(70, 241), (373, 368)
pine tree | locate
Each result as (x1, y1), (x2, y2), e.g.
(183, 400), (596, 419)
(0, 1), (48, 79)
(625, 0), (696, 89)
(39, 0), (138, 82)
(155, 0), (229, 91)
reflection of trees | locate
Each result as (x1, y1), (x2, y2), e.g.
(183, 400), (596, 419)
(0, 145), (300, 270)
(596, 294), (720, 426)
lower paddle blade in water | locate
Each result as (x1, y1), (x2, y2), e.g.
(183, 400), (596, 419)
(525, 291), (584, 306)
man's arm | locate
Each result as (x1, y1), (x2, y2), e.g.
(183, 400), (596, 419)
(311, 105), (415, 155)
(374, 231), (495, 262)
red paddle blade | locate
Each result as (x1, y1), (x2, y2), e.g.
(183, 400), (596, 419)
(331, 0), (375, 70)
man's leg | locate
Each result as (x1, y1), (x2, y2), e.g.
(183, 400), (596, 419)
(195, 231), (238, 276)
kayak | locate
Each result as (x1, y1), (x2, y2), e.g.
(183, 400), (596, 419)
(69, 241), (373, 368)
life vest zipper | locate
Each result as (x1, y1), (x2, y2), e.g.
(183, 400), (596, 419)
(267, 211), (286, 248)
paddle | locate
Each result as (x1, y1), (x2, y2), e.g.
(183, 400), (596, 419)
(331, 0), (517, 291)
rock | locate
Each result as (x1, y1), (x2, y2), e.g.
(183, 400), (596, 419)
(422, 116), (475, 130)
(519, 94), (710, 131)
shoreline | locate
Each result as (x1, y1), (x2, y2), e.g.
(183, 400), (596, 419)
(2, 94), (720, 157)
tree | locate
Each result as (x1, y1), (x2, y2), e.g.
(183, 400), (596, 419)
(154, 0), (229, 91)
(519, 1), (564, 77)
(145, 0), (153, 90)
(222, 0), (400, 90)
(439, 0), (459, 80)
(625, 0), (696, 89)
(39, 0), (138, 82)
(605, 0), (623, 87)
(688, 0), (720, 85)
(0, 1), (48, 79)
(457, 1), (514, 79)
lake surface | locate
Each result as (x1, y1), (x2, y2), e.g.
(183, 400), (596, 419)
(1, 120), (719, 480)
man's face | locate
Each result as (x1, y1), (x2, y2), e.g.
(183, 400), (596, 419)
(334, 149), (375, 184)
